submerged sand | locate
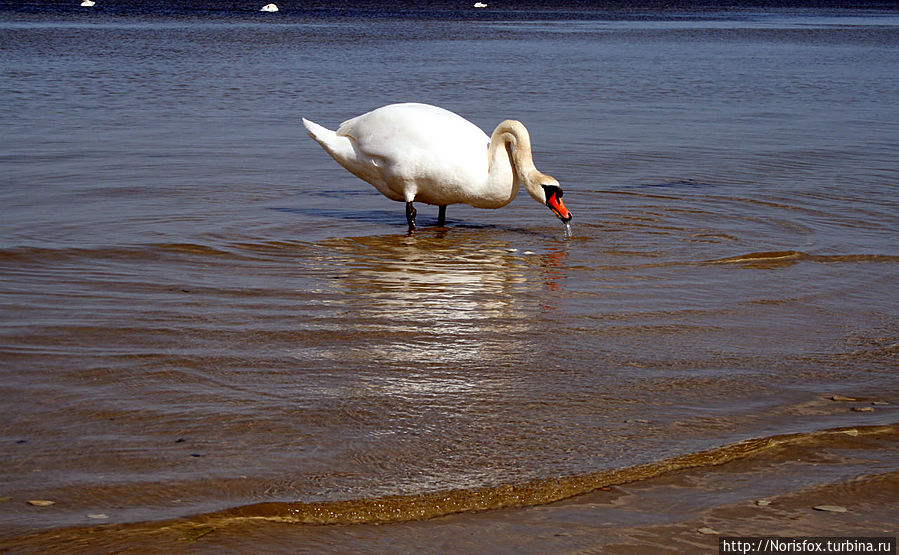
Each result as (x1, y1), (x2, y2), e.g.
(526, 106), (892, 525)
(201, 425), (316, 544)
(5, 424), (896, 552)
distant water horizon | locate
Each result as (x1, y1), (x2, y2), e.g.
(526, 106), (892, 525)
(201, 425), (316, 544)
(3, 0), (898, 19)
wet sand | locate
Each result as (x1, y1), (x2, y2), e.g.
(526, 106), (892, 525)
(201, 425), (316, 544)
(4, 423), (896, 552)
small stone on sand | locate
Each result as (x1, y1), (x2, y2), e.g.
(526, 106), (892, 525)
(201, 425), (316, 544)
(813, 505), (847, 513)
(830, 395), (856, 402)
(697, 526), (719, 535)
(27, 499), (55, 507)
(852, 406), (874, 412)
(756, 499), (771, 506)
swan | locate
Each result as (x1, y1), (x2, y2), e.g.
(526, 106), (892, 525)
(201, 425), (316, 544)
(473, 2), (488, 7)
(80, 0), (95, 6)
(260, 3), (278, 12)
(301, 103), (572, 231)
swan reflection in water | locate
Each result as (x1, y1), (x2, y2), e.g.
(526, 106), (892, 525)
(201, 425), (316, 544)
(300, 229), (569, 398)
(283, 229), (573, 491)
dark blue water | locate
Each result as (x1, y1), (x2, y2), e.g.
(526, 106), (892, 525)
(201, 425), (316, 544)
(4, 0), (893, 18)
(1, 2), (897, 549)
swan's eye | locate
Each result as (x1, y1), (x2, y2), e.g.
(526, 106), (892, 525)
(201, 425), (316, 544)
(542, 184), (562, 198)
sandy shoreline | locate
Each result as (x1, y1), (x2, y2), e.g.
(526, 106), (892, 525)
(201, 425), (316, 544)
(4, 424), (896, 553)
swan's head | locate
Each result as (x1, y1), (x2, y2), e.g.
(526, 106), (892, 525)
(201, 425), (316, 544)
(525, 176), (572, 223)
(494, 119), (573, 223)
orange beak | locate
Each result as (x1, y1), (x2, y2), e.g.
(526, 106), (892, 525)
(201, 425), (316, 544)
(546, 188), (572, 222)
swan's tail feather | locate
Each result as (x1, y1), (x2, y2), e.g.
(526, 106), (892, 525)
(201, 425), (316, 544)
(301, 117), (355, 161)
(301, 117), (329, 140)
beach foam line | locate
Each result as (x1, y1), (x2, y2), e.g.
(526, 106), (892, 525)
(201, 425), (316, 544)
(709, 250), (805, 264)
(180, 423), (898, 529)
(707, 251), (899, 266)
(6, 423), (896, 549)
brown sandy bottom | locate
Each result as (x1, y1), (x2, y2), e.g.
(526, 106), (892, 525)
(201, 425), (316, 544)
(3, 424), (897, 553)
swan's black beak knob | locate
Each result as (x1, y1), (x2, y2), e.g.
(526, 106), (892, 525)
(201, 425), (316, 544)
(543, 185), (572, 222)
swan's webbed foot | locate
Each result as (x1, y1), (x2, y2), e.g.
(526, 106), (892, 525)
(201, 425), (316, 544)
(437, 205), (447, 227)
(405, 201), (417, 231)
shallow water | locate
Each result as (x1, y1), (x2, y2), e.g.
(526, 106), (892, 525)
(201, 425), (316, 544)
(1, 2), (897, 548)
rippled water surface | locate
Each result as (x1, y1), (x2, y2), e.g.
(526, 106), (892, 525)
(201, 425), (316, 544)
(1, 3), (897, 548)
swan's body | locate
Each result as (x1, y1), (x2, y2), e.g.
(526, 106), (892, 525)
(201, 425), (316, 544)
(302, 103), (571, 230)
(80, 0), (95, 6)
(260, 3), (278, 12)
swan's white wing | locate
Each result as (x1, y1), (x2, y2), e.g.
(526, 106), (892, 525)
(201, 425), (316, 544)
(302, 116), (399, 199)
(336, 103), (490, 204)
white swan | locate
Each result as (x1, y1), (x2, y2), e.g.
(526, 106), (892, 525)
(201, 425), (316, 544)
(302, 103), (572, 230)
(80, 0), (95, 6)
(473, 2), (488, 7)
(260, 3), (278, 12)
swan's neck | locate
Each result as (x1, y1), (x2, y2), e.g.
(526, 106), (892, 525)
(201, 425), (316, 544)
(483, 120), (542, 208)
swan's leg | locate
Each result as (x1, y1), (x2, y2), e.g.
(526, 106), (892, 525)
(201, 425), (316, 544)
(437, 205), (447, 226)
(405, 201), (417, 231)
